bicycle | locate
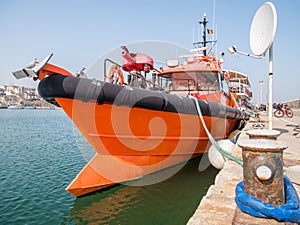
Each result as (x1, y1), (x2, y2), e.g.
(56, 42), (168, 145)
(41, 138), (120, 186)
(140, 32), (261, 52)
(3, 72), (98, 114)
(274, 103), (293, 118)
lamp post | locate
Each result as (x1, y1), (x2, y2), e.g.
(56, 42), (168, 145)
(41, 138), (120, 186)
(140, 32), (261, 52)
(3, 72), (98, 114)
(227, 45), (274, 130)
(268, 44), (274, 130)
(259, 80), (263, 107)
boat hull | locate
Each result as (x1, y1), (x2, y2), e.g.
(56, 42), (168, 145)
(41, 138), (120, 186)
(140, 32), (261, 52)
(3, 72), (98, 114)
(57, 98), (238, 196)
(38, 75), (248, 196)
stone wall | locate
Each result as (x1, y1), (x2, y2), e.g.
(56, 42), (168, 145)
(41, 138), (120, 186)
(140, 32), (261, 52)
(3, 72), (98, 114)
(282, 99), (300, 109)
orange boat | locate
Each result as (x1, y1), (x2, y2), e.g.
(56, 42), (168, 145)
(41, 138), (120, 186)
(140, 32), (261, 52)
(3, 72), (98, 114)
(12, 16), (249, 197)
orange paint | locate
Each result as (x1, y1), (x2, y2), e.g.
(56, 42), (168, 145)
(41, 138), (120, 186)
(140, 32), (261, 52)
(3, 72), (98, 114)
(37, 63), (72, 80)
(55, 98), (238, 196)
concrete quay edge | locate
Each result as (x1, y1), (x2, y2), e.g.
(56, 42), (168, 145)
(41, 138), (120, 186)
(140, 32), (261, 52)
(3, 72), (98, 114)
(187, 110), (300, 225)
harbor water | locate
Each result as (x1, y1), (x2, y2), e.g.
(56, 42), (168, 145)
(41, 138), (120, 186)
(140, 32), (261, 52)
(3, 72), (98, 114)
(0, 109), (218, 225)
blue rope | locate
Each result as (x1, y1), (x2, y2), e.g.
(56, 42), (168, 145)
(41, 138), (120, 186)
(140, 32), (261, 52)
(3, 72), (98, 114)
(235, 176), (300, 223)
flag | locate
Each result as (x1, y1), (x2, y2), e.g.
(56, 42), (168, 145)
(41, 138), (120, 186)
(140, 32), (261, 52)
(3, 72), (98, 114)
(207, 29), (214, 34)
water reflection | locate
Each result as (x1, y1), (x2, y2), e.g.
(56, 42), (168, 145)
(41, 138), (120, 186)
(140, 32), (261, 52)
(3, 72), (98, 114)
(62, 158), (218, 225)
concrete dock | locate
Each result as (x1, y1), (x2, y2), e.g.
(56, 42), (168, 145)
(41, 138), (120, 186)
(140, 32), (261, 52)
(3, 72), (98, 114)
(187, 110), (300, 225)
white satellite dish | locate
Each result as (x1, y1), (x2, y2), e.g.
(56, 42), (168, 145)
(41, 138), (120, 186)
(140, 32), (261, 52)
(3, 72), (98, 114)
(250, 2), (277, 56)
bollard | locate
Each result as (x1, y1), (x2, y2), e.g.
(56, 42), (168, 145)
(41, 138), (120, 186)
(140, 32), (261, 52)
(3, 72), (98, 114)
(239, 139), (287, 205)
(232, 129), (291, 224)
(246, 129), (281, 140)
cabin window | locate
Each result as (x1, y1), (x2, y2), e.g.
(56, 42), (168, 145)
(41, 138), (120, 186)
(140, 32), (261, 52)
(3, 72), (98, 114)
(159, 72), (220, 95)
(221, 73), (230, 93)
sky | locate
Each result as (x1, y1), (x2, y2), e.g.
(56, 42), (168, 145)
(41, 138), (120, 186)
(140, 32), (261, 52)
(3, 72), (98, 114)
(0, 0), (299, 103)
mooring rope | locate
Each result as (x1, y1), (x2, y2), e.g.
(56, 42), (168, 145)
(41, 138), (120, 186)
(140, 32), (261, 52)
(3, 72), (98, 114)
(189, 96), (243, 166)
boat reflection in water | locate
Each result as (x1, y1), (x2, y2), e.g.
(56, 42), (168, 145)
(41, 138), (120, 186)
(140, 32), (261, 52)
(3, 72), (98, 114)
(62, 158), (219, 225)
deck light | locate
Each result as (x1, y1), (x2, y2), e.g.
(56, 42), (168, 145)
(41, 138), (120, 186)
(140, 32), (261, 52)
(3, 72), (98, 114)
(227, 45), (262, 59)
(227, 46), (236, 54)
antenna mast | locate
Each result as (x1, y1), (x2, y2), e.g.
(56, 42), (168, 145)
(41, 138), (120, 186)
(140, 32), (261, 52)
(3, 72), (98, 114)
(194, 13), (216, 56)
(199, 14), (208, 56)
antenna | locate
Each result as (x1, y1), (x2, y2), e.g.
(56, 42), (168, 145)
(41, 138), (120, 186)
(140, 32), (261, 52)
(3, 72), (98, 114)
(212, 0), (216, 51)
(193, 28), (195, 43)
(250, 2), (277, 129)
(194, 14), (217, 56)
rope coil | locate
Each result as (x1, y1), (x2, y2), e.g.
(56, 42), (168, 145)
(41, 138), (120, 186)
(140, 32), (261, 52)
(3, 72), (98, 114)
(235, 176), (300, 223)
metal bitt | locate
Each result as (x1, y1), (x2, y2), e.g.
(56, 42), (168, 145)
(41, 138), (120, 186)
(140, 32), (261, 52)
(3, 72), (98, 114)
(246, 129), (281, 140)
(233, 129), (288, 224)
(239, 138), (287, 205)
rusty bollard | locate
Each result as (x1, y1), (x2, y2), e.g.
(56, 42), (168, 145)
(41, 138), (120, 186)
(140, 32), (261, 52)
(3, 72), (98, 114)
(232, 129), (289, 225)
(246, 129), (281, 140)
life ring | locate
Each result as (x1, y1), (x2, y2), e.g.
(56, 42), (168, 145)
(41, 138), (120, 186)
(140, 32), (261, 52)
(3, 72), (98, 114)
(106, 64), (125, 85)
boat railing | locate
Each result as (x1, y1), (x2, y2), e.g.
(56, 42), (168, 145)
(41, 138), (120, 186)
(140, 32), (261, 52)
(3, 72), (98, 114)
(103, 58), (122, 80)
(193, 40), (217, 56)
(230, 85), (252, 99)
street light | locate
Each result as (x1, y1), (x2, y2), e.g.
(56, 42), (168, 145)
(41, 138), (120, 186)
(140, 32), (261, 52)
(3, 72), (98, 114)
(259, 80), (264, 106)
(227, 2), (277, 130)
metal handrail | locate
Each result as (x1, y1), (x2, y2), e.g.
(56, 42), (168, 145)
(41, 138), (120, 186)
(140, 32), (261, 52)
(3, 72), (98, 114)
(104, 58), (121, 79)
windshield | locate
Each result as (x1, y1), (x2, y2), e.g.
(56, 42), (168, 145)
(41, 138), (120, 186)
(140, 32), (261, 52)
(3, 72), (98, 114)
(159, 71), (220, 95)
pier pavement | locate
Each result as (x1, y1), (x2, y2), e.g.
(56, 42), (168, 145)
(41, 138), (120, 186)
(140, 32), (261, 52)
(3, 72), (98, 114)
(187, 109), (300, 225)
